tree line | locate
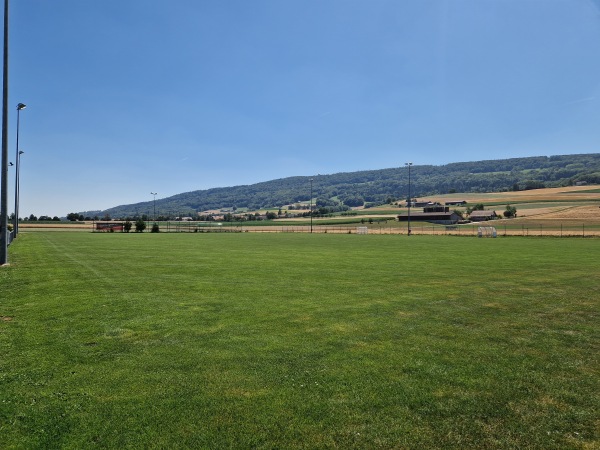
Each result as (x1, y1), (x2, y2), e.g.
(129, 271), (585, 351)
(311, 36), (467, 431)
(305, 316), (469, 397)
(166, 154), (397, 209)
(78, 153), (600, 219)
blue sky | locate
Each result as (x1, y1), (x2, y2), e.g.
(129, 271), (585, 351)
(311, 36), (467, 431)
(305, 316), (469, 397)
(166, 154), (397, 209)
(6, 0), (600, 216)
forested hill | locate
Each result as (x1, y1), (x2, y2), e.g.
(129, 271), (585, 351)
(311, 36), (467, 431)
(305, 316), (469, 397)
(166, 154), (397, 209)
(88, 153), (600, 218)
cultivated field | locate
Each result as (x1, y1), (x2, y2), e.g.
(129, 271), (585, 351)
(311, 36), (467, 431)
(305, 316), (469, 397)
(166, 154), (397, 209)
(18, 185), (600, 237)
(1, 232), (598, 449)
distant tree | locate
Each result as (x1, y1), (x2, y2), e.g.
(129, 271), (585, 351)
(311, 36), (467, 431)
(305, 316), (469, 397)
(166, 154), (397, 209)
(151, 223), (160, 233)
(527, 180), (545, 190)
(102, 214), (111, 221)
(124, 219), (132, 233)
(265, 211), (277, 220)
(66, 212), (79, 221)
(343, 196), (364, 207)
(453, 209), (464, 219)
(28, 214), (37, 221)
(503, 205), (517, 218)
(135, 218), (146, 232)
(52, 216), (61, 221)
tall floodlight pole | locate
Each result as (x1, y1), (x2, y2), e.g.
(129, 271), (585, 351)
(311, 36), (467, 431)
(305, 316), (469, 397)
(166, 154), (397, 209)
(0, 0), (9, 265)
(151, 192), (157, 222)
(405, 162), (413, 236)
(309, 178), (313, 234)
(13, 102), (24, 237)
(13, 149), (21, 233)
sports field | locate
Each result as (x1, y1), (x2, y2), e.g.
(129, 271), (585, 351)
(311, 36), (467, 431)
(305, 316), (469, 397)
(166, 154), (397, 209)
(1, 232), (598, 448)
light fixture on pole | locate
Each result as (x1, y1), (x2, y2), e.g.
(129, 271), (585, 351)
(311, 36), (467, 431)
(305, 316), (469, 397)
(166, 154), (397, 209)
(13, 102), (25, 237)
(405, 162), (413, 236)
(151, 192), (157, 222)
(0, 0), (10, 265)
(309, 178), (313, 234)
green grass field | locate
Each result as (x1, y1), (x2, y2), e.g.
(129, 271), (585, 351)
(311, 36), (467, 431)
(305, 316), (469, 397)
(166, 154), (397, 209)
(1, 233), (598, 449)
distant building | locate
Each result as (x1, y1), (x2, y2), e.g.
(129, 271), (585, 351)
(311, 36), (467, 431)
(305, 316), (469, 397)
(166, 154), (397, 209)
(411, 201), (433, 207)
(469, 210), (498, 222)
(397, 211), (460, 225)
(423, 204), (449, 213)
(445, 200), (467, 206)
(95, 222), (123, 232)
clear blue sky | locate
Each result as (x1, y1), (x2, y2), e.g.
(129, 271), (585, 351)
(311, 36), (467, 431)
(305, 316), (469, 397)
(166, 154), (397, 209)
(6, 0), (600, 217)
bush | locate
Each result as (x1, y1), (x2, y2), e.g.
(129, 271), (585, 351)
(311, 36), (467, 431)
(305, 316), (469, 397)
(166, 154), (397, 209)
(504, 205), (517, 218)
(135, 218), (146, 233)
(151, 223), (160, 233)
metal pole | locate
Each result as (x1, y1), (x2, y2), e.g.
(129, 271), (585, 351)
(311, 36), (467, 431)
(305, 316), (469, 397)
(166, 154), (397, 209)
(405, 162), (412, 236)
(310, 178), (313, 234)
(151, 192), (157, 222)
(13, 103), (24, 237)
(0, 0), (9, 265)
(14, 150), (21, 234)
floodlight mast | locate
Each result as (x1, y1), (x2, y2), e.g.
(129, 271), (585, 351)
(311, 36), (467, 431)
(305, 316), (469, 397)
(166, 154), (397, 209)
(151, 192), (157, 222)
(406, 162), (412, 236)
(13, 102), (25, 237)
(309, 178), (313, 234)
(0, 0), (9, 265)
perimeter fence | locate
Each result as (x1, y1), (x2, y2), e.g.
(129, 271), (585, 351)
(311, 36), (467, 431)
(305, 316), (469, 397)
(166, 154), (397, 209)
(93, 221), (600, 237)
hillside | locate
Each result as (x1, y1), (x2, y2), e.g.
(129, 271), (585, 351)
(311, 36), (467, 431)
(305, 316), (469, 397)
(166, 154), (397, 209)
(83, 153), (600, 219)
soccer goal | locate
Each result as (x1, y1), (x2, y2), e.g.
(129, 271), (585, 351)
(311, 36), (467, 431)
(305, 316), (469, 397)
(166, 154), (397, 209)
(357, 226), (368, 235)
(477, 226), (497, 238)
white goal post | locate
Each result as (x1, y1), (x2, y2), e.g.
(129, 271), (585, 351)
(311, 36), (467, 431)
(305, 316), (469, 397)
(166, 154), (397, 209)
(357, 226), (368, 235)
(477, 226), (497, 238)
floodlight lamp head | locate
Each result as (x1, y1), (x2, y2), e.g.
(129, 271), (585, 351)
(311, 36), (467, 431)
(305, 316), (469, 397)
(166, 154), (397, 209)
(19, 150), (24, 155)
(17, 103), (26, 110)
(9, 162), (13, 166)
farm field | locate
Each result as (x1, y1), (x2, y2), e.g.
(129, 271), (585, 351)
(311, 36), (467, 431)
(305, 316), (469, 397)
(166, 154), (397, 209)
(1, 232), (598, 448)
(15, 185), (600, 237)
(429, 185), (600, 204)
